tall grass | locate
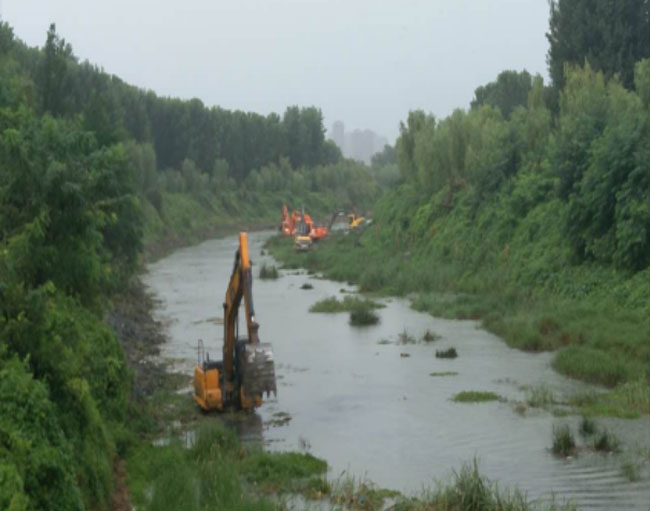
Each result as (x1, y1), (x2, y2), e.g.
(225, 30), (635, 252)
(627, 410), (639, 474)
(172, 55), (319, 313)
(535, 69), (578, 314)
(267, 229), (650, 417)
(127, 423), (316, 511)
(551, 424), (576, 457)
(258, 263), (279, 280)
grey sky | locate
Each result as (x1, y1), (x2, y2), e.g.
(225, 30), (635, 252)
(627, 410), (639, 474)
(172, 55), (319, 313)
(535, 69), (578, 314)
(4, 0), (550, 142)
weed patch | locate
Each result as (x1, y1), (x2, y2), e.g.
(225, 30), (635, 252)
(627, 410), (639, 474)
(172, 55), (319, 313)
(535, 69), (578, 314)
(309, 295), (383, 313)
(240, 451), (327, 492)
(259, 263), (279, 280)
(552, 424), (576, 457)
(453, 391), (503, 403)
(592, 429), (620, 453)
(436, 347), (458, 359)
(349, 307), (380, 326)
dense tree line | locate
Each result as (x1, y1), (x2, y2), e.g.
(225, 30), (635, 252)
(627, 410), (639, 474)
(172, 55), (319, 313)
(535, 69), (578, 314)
(396, 61), (650, 271)
(547, 0), (650, 90)
(21, 23), (340, 184)
(0, 20), (374, 510)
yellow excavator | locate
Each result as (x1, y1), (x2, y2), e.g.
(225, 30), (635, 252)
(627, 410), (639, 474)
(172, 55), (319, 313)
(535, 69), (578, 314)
(193, 232), (277, 411)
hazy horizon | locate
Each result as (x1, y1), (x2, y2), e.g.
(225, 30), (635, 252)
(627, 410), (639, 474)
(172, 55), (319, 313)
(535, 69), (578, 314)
(3, 0), (550, 142)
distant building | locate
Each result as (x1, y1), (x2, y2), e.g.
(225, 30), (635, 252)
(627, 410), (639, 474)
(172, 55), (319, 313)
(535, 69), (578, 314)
(328, 121), (388, 165)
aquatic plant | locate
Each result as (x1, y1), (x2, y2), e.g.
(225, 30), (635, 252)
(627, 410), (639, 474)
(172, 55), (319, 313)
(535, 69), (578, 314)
(552, 424), (576, 457)
(592, 429), (620, 453)
(240, 451), (327, 492)
(349, 306), (380, 326)
(436, 347), (458, 359)
(579, 416), (597, 437)
(620, 460), (641, 482)
(422, 329), (442, 342)
(398, 329), (416, 344)
(525, 385), (555, 408)
(300, 282), (313, 290)
(452, 391), (503, 403)
(309, 295), (383, 313)
(259, 263), (279, 279)
(429, 371), (459, 377)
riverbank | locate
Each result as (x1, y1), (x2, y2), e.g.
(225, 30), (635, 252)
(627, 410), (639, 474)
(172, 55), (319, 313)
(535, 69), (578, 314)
(113, 231), (595, 511)
(266, 234), (650, 418)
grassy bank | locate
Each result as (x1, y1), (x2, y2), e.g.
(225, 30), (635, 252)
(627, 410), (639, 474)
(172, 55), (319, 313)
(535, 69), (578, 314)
(267, 233), (650, 418)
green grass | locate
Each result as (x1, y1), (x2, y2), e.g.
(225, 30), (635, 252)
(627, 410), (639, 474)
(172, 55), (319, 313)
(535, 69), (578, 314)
(267, 230), (650, 418)
(524, 385), (556, 409)
(389, 459), (579, 511)
(349, 306), (380, 326)
(240, 451), (327, 492)
(552, 424), (576, 457)
(309, 295), (384, 313)
(452, 391), (503, 403)
(436, 347), (458, 359)
(592, 429), (621, 453)
(258, 263), (279, 280)
(127, 423), (277, 511)
(620, 460), (641, 482)
(579, 416), (597, 437)
(422, 329), (441, 342)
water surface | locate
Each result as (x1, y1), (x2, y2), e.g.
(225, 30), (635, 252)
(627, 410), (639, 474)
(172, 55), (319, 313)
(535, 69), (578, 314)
(143, 232), (650, 510)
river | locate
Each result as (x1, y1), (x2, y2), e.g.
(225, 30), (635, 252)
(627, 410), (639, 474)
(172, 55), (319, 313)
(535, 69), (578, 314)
(142, 231), (650, 510)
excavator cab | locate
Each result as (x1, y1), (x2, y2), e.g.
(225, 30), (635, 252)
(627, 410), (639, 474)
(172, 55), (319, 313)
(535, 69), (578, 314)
(193, 233), (277, 411)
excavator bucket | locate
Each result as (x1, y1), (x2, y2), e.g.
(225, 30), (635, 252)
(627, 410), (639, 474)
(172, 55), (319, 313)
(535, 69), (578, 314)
(244, 342), (277, 398)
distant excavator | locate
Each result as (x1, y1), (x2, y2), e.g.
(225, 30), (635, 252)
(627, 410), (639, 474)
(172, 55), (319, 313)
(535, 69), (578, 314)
(193, 232), (276, 411)
(281, 204), (329, 249)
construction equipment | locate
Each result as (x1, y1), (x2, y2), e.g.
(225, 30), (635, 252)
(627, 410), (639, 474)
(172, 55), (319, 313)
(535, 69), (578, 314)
(329, 211), (365, 233)
(282, 204), (328, 241)
(193, 232), (276, 411)
(294, 207), (313, 251)
(281, 204), (293, 236)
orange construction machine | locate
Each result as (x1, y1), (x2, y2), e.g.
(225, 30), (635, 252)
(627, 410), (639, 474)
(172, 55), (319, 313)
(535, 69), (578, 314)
(281, 204), (329, 242)
(193, 232), (276, 411)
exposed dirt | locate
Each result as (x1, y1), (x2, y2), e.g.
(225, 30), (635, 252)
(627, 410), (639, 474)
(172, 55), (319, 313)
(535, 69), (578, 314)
(111, 459), (131, 511)
(107, 279), (167, 400)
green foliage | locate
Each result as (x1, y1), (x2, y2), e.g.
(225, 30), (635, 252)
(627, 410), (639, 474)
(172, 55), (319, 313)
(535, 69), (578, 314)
(258, 263), (279, 280)
(592, 429), (621, 452)
(552, 424), (576, 457)
(547, 0), (650, 90)
(436, 348), (458, 359)
(579, 416), (597, 437)
(452, 391), (503, 403)
(471, 70), (533, 118)
(0, 356), (84, 511)
(309, 295), (383, 313)
(240, 451), (327, 491)
(349, 305), (380, 326)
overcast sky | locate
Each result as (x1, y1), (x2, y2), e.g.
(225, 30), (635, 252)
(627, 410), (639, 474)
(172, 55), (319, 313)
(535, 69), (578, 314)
(3, 0), (550, 142)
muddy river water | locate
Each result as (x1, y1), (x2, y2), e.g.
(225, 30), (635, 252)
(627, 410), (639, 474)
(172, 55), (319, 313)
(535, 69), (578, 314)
(143, 232), (650, 510)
